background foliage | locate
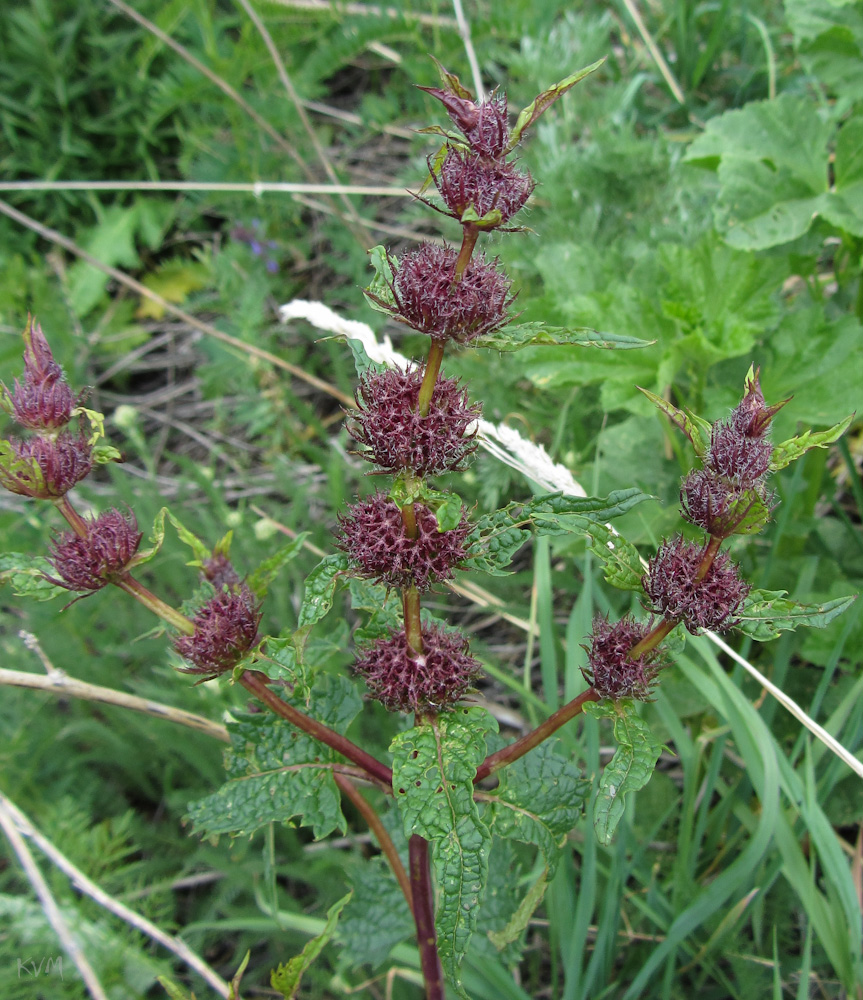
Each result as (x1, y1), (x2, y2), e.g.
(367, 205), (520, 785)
(1, 0), (861, 997)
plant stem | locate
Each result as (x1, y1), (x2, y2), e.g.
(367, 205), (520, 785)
(627, 618), (676, 660)
(54, 495), (89, 537)
(694, 534), (722, 583)
(333, 773), (413, 914)
(239, 671), (394, 789)
(403, 585), (424, 656)
(410, 835), (444, 1000)
(454, 223), (479, 280)
(417, 339), (445, 417)
(113, 572), (196, 635)
(474, 687), (601, 782)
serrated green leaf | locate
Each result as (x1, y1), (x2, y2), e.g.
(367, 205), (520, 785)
(0, 439), (44, 494)
(391, 707), (497, 998)
(247, 533), (309, 600)
(507, 58), (606, 151)
(473, 320), (650, 352)
(770, 414), (854, 471)
(638, 386), (712, 457)
(464, 491), (650, 575)
(271, 892), (351, 998)
(187, 674), (361, 841)
(483, 739), (589, 930)
(259, 634), (306, 683)
(585, 522), (644, 591)
(727, 489), (772, 536)
(585, 700), (663, 846)
(338, 857), (413, 968)
(363, 245), (396, 315)
(298, 553), (351, 628)
(487, 870), (548, 951)
(735, 589), (857, 641)
(0, 552), (67, 601)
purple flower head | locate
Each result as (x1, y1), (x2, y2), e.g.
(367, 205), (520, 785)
(0, 432), (92, 499)
(420, 88), (511, 158)
(706, 419), (773, 488)
(354, 624), (481, 714)
(47, 508), (142, 593)
(432, 148), (533, 227)
(386, 243), (513, 344)
(347, 365), (481, 476)
(642, 536), (750, 634)
(337, 492), (470, 592)
(201, 552), (242, 591)
(680, 469), (774, 539)
(731, 370), (790, 439)
(174, 584), (262, 678)
(582, 615), (666, 701)
(4, 319), (76, 430)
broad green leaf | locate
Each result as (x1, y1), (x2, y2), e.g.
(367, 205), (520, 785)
(507, 58), (606, 151)
(727, 489), (772, 536)
(363, 245), (396, 315)
(68, 205), (141, 316)
(487, 872), (548, 951)
(434, 492), (465, 532)
(786, 0), (863, 105)
(585, 700), (663, 846)
(271, 892), (351, 998)
(684, 95), (834, 249)
(464, 508), (532, 576)
(391, 707), (497, 997)
(298, 553), (351, 628)
(770, 414), (854, 471)
(337, 857), (413, 969)
(822, 115), (863, 235)
(585, 521), (645, 591)
(0, 552), (67, 601)
(473, 320), (650, 353)
(735, 589), (857, 641)
(246, 533), (309, 600)
(638, 386), (712, 457)
(484, 739), (589, 931)
(0, 439), (44, 495)
(259, 634), (307, 684)
(187, 674), (361, 841)
(137, 259), (209, 320)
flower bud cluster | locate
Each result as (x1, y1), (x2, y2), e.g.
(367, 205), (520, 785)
(48, 508), (142, 593)
(174, 580), (262, 678)
(680, 372), (783, 539)
(348, 365), (480, 476)
(582, 616), (665, 701)
(338, 493), (470, 592)
(354, 624), (481, 714)
(386, 244), (514, 345)
(1, 319), (92, 499)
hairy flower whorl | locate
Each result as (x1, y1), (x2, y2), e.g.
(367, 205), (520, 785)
(389, 244), (513, 344)
(337, 493), (470, 591)
(354, 625), (481, 713)
(3, 319), (76, 430)
(433, 148), (533, 226)
(582, 615), (665, 701)
(47, 508), (142, 592)
(174, 585), (262, 677)
(643, 536), (750, 634)
(1, 432), (93, 499)
(347, 366), (481, 476)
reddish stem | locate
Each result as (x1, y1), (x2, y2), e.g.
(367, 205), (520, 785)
(240, 672), (393, 789)
(113, 572), (196, 635)
(694, 534), (722, 583)
(53, 495), (90, 538)
(417, 340), (444, 418)
(474, 687), (601, 783)
(627, 618), (677, 661)
(454, 223), (479, 281)
(333, 773), (413, 914)
(410, 834), (444, 1000)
